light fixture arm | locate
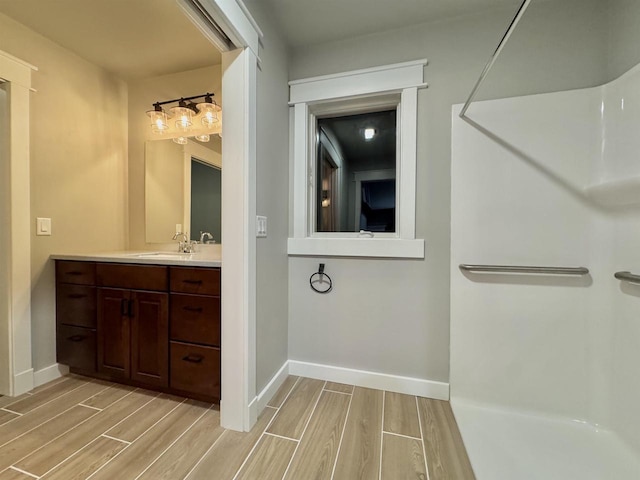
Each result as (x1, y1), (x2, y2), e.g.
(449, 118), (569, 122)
(152, 92), (216, 109)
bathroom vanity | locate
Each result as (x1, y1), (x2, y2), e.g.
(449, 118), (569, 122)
(53, 252), (221, 402)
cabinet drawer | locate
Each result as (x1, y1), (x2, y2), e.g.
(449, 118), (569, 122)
(56, 261), (96, 285)
(57, 325), (96, 373)
(56, 284), (96, 328)
(170, 294), (220, 346)
(170, 267), (220, 296)
(170, 341), (220, 398)
(97, 263), (168, 291)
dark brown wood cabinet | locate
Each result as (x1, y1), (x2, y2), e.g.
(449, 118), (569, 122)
(96, 262), (169, 389)
(169, 266), (221, 398)
(55, 259), (220, 402)
(55, 261), (97, 374)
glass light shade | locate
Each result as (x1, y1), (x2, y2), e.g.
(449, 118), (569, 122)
(197, 102), (221, 127)
(172, 136), (188, 145)
(195, 134), (210, 142)
(146, 109), (168, 134)
(171, 106), (193, 132)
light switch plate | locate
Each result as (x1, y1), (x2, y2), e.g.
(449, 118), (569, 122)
(256, 216), (267, 237)
(36, 217), (52, 236)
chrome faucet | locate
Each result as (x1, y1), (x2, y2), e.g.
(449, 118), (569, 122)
(172, 232), (194, 253)
(199, 231), (215, 244)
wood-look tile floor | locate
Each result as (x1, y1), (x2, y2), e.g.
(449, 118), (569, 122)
(0, 374), (475, 480)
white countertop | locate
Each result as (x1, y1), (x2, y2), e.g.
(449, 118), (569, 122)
(51, 249), (221, 268)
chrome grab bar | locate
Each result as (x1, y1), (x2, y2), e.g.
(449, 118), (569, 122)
(614, 271), (640, 284)
(459, 264), (589, 275)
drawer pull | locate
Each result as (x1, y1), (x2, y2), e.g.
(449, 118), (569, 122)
(121, 299), (128, 317)
(183, 306), (203, 313)
(66, 271), (84, 276)
(67, 334), (86, 342)
(182, 354), (204, 364)
(68, 293), (88, 299)
(182, 279), (203, 285)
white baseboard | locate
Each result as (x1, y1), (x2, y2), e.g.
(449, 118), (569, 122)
(248, 360), (290, 428)
(288, 360), (450, 400)
(34, 363), (69, 388)
(256, 361), (290, 412)
(13, 368), (34, 396)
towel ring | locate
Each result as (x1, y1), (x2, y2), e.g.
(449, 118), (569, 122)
(310, 263), (332, 294)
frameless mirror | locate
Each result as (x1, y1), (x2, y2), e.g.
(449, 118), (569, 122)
(316, 109), (397, 233)
(145, 137), (221, 244)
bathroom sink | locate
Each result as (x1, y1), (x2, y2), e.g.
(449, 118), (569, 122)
(130, 252), (194, 260)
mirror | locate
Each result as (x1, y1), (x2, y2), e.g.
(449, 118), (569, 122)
(145, 137), (222, 244)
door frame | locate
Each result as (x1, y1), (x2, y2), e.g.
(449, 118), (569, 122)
(0, 50), (36, 396)
(193, 0), (262, 432)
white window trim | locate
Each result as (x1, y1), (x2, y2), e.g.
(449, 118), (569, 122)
(288, 59), (427, 258)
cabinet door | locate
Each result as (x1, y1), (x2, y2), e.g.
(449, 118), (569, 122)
(97, 288), (130, 379)
(130, 291), (169, 388)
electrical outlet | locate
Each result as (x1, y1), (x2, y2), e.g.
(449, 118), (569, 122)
(256, 216), (267, 237)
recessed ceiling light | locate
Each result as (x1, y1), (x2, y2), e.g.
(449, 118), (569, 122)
(364, 127), (376, 140)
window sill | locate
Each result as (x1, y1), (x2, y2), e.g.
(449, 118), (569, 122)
(287, 237), (425, 258)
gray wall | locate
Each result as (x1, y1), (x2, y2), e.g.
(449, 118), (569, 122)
(243, 0), (291, 392)
(607, 0), (640, 80)
(288, 0), (609, 383)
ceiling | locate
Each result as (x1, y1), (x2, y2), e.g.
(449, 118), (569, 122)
(262, 0), (522, 47)
(320, 110), (396, 170)
(0, 0), (221, 80)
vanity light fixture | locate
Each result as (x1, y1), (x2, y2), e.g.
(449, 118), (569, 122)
(197, 94), (221, 127)
(146, 104), (169, 134)
(171, 100), (196, 131)
(147, 92), (220, 139)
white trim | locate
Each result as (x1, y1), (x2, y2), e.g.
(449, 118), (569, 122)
(289, 59), (428, 104)
(188, 0), (262, 56)
(288, 237), (424, 258)
(288, 61), (425, 259)
(0, 51), (37, 73)
(292, 103), (308, 239)
(13, 368), (34, 395)
(219, 47), (258, 433)
(250, 361), (290, 418)
(0, 51), (34, 397)
(288, 360), (449, 400)
(33, 363), (69, 388)
(399, 87), (417, 239)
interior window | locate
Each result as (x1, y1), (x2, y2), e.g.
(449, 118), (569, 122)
(288, 59), (426, 258)
(316, 109), (397, 233)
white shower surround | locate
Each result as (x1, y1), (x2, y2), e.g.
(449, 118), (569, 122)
(451, 63), (640, 479)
